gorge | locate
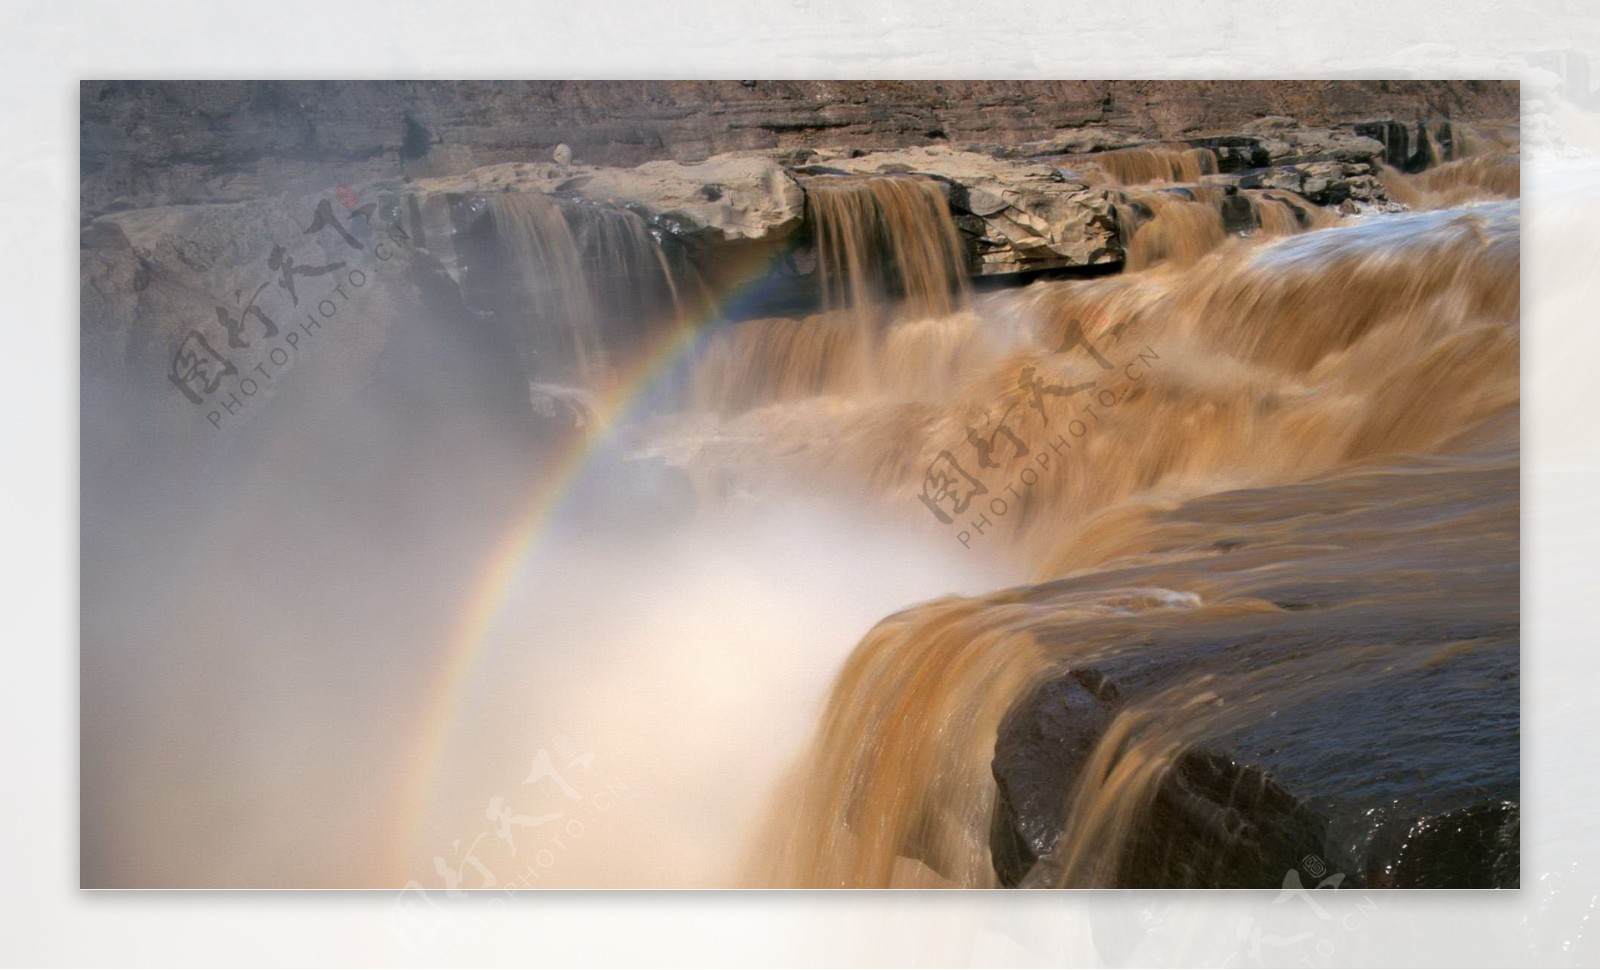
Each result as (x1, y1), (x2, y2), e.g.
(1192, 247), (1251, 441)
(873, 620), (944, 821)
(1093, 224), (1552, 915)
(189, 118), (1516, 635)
(79, 81), (1520, 889)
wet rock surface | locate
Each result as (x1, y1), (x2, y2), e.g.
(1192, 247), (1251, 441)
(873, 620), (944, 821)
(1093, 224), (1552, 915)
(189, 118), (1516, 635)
(1237, 116), (1388, 166)
(993, 671), (1330, 889)
(1244, 159), (1387, 205)
(990, 670), (1123, 886)
(989, 442), (1519, 889)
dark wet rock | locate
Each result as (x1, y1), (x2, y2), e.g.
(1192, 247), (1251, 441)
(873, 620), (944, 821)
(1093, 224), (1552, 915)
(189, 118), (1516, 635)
(1404, 119), (1479, 172)
(789, 164), (855, 177)
(988, 454), (1519, 889)
(1349, 120), (1414, 167)
(1219, 185), (1255, 233)
(1122, 750), (1329, 889)
(992, 669), (1327, 889)
(1250, 160), (1386, 205)
(993, 652), (1518, 889)
(1363, 799), (1520, 888)
(1188, 136), (1269, 173)
(990, 670), (1122, 886)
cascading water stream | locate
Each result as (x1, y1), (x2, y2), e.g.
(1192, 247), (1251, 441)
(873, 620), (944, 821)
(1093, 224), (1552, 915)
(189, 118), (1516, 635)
(805, 175), (970, 319)
(80, 127), (1521, 890)
(487, 192), (693, 390)
(488, 192), (606, 386)
(1080, 146), (1220, 185)
(688, 197), (1521, 888)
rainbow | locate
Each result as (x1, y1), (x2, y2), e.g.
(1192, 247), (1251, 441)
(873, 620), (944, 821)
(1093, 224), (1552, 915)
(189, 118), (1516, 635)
(398, 249), (786, 872)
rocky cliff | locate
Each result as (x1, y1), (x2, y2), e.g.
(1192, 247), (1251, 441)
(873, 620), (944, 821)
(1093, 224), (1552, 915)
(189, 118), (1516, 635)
(79, 81), (1521, 452)
(82, 80), (1517, 214)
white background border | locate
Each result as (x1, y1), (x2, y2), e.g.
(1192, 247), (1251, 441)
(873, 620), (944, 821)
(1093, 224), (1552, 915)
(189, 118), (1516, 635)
(7, 1), (1599, 965)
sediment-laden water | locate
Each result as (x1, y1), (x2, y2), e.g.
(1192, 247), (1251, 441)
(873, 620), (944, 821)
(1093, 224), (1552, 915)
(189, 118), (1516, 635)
(80, 136), (1520, 889)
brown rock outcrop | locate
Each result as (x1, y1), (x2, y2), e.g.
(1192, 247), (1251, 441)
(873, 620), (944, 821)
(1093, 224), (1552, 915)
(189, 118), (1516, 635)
(813, 147), (1121, 273)
(81, 81), (1519, 215)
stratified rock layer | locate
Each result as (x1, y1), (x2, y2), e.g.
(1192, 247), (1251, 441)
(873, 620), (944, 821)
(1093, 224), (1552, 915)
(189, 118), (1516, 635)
(81, 81), (1519, 213)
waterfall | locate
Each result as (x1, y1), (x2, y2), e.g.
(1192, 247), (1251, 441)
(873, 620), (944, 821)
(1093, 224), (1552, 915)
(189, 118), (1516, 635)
(84, 118), (1522, 891)
(489, 192), (607, 386)
(1082, 146), (1220, 185)
(1106, 184), (1332, 272)
(729, 201), (1520, 886)
(488, 193), (690, 388)
(805, 175), (969, 319)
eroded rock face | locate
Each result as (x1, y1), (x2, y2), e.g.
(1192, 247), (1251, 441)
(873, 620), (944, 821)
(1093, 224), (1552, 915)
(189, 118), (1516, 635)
(414, 145), (1123, 293)
(410, 154), (808, 303)
(415, 154), (806, 247)
(1182, 118), (1492, 205)
(1188, 119), (1388, 205)
(80, 111), (1517, 434)
(1237, 116), (1389, 166)
(815, 147), (1122, 273)
(81, 81), (1520, 214)
(80, 188), (526, 444)
(1245, 160), (1387, 205)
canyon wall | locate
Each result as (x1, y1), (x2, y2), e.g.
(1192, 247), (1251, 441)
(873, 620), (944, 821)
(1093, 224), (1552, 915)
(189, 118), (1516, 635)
(81, 80), (1517, 213)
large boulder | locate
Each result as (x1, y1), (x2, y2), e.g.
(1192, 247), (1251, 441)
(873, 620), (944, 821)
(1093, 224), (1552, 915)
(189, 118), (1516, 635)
(993, 653), (1518, 889)
(989, 669), (1123, 887)
(993, 669), (1331, 889)
(987, 452), (1519, 889)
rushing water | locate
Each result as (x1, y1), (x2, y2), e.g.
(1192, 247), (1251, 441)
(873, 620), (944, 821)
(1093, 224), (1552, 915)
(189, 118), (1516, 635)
(80, 138), (1520, 888)
(695, 197), (1519, 887)
(806, 175), (970, 318)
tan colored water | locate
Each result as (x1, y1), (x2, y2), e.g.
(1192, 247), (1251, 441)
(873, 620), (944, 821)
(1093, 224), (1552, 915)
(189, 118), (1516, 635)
(490, 192), (606, 384)
(806, 175), (969, 319)
(1080, 146), (1220, 185)
(81, 137), (1520, 890)
(490, 192), (691, 387)
(665, 156), (1520, 887)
